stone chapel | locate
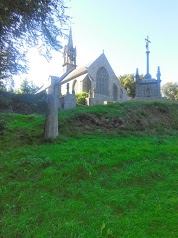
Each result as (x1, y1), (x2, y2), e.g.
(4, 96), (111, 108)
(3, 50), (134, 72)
(135, 36), (162, 99)
(58, 28), (127, 109)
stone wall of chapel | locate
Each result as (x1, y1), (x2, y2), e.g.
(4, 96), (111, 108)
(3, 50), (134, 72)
(61, 77), (83, 95)
(60, 54), (128, 105)
(92, 94), (110, 105)
(88, 56), (127, 102)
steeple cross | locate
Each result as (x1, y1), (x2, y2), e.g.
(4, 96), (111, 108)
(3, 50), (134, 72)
(145, 36), (151, 51)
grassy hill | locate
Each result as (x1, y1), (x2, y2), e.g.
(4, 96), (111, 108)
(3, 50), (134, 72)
(0, 101), (178, 237)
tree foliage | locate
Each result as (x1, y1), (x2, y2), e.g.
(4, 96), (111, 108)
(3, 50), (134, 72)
(0, 80), (5, 91)
(0, 76), (15, 92)
(0, 0), (70, 80)
(18, 78), (39, 94)
(118, 74), (136, 97)
(119, 74), (144, 98)
(162, 82), (178, 100)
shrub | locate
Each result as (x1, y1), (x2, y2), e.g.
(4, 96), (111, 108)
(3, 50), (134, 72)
(76, 92), (88, 105)
(0, 94), (12, 110)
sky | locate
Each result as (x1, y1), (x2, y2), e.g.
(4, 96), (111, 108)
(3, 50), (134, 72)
(17, 0), (178, 88)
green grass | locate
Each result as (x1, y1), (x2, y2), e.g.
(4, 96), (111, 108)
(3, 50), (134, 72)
(0, 101), (178, 237)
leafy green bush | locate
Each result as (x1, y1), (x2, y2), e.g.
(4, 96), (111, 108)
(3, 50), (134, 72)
(76, 92), (88, 105)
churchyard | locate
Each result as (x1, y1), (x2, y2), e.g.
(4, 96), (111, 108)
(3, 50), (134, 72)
(0, 100), (178, 237)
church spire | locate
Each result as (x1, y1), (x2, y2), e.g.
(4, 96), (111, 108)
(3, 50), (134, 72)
(63, 27), (76, 73)
(68, 27), (73, 49)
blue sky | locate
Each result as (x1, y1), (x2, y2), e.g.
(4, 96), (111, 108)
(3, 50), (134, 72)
(23, 0), (178, 88)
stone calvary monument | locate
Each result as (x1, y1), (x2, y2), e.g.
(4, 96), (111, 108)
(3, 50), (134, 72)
(135, 36), (162, 98)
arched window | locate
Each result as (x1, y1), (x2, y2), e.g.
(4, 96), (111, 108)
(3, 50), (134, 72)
(96, 67), (109, 95)
(83, 76), (91, 92)
(113, 83), (118, 101)
(72, 79), (78, 94)
(120, 88), (123, 99)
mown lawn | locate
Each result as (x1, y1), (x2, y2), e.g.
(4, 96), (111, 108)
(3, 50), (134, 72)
(0, 101), (178, 237)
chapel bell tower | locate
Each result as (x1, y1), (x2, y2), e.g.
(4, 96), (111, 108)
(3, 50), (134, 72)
(63, 27), (77, 73)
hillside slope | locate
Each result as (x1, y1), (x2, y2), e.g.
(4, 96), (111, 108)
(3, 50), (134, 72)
(0, 101), (178, 237)
(68, 101), (178, 134)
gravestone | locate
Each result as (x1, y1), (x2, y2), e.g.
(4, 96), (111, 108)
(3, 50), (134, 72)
(59, 83), (76, 109)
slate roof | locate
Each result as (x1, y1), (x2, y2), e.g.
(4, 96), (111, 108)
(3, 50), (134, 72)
(60, 53), (106, 84)
(61, 62), (91, 84)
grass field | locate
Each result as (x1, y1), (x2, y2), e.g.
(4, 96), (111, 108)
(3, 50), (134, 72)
(0, 101), (178, 237)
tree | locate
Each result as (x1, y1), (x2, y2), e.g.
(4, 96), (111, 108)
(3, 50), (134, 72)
(162, 82), (178, 100)
(19, 78), (39, 94)
(0, 76), (14, 92)
(0, 0), (69, 80)
(118, 74), (144, 97)
(118, 74), (136, 97)
(0, 80), (5, 91)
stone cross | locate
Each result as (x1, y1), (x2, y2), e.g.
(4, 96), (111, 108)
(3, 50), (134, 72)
(145, 36), (151, 51)
(36, 68), (74, 140)
(145, 36), (151, 77)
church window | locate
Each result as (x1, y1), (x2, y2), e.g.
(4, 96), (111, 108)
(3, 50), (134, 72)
(83, 76), (91, 92)
(96, 67), (109, 95)
(72, 79), (78, 93)
(120, 88), (123, 99)
(113, 83), (118, 101)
